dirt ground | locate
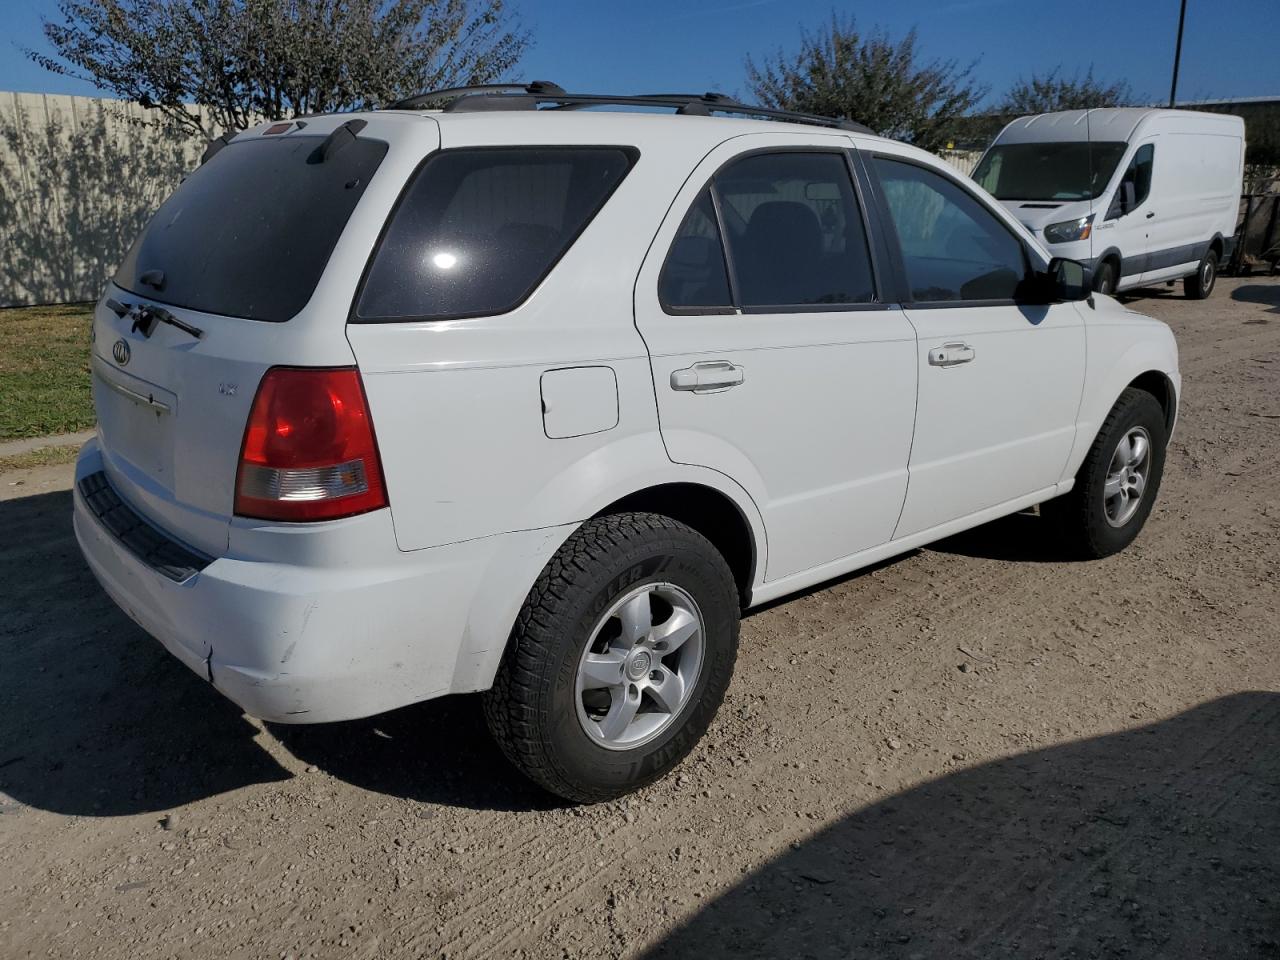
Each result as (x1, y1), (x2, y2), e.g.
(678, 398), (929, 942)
(2, 277), (1279, 960)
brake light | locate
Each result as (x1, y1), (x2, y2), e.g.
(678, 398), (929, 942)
(234, 367), (388, 522)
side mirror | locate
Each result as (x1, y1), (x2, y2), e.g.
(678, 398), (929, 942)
(1049, 257), (1090, 302)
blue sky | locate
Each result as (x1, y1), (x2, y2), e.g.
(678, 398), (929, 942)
(3, 0), (1277, 107)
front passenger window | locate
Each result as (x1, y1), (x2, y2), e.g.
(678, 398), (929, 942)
(1109, 144), (1154, 218)
(873, 157), (1028, 303)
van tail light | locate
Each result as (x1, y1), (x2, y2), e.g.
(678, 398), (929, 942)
(234, 367), (388, 522)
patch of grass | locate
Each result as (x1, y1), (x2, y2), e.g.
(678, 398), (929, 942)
(0, 303), (95, 440)
(0, 443), (83, 473)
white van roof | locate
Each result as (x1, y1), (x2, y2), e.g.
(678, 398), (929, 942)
(994, 108), (1243, 144)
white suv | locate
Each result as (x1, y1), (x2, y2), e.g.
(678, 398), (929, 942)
(74, 85), (1180, 802)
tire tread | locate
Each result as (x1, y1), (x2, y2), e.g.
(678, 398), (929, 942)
(483, 512), (736, 802)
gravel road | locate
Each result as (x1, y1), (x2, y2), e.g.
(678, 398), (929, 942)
(2, 277), (1278, 959)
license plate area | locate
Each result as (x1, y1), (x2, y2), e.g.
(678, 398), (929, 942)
(92, 357), (178, 489)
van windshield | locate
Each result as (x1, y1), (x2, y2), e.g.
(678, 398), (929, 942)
(115, 134), (387, 322)
(973, 141), (1128, 202)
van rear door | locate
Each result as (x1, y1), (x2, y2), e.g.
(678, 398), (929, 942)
(90, 115), (434, 556)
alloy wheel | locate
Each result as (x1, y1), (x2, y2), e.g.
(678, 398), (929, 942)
(575, 582), (705, 750)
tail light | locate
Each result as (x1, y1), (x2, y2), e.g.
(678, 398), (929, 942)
(234, 366), (388, 522)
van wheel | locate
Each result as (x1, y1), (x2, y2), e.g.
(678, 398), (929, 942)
(1042, 388), (1167, 559)
(1184, 250), (1218, 299)
(1093, 260), (1118, 295)
(482, 512), (739, 803)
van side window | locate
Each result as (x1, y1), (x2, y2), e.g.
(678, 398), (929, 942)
(659, 188), (733, 311)
(356, 147), (636, 322)
(716, 152), (876, 308)
(1110, 144), (1154, 218)
(872, 157), (1028, 304)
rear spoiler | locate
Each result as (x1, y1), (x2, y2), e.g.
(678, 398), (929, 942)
(200, 131), (237, 165)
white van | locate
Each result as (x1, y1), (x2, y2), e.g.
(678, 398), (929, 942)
(973, 108), (1244, 298)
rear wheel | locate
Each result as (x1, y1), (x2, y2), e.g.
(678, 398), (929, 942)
(1184, 249), (1218, 299)
(483, 512), (740, 802)
(1043, 388), (1167, 559)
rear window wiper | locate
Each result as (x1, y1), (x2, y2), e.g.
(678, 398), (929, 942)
(106, 298), (205, 340)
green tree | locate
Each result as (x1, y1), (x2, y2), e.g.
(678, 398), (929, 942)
(745, 15), (986, 151)
(26, 0), (529, 137)
(1000, 67), (1136, 114)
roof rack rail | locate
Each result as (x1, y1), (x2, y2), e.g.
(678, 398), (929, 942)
(385, 80), (567, 111)
(383, 82), (873, 135)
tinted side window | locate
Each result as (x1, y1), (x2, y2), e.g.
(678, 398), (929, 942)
(356, 147), (635, 321)
(115, 137), (388, 323)
(659, 188), (733, 310)
(715, 152), (875, 308)
(1127, 144), (1155, 206)
(873, 158), (1027, 303)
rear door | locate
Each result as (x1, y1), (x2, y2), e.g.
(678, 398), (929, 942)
(91, 115), (434, 555)
(863, 153), (1085, 538)
(634, 135), (918, 583)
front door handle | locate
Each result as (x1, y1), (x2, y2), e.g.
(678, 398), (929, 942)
(928, 342), (975, 367)
(670, 360), (745, 393)
(1146, 211), (1156, 219)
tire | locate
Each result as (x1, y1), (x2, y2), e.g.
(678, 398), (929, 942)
(1184, 249), (1218, 299)
(1042, 388), (1167, 559)
(1093, 259), (1118, 295)
(482, 512), (740, 803)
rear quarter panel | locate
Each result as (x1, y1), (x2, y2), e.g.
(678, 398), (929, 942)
(344, 121), (768, 553)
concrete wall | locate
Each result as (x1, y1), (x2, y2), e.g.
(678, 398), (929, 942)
(0, 92), (207, 308)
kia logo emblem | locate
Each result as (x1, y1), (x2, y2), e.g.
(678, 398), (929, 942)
(112, 339), (131, 366)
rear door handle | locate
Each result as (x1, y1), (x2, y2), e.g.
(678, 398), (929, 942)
(928, 342), (975, 367)
(670, 360), (745, 393)
(1146, 211), (1156, 219)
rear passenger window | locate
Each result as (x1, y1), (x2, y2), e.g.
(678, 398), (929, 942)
(659, 188), (733, 310)
(872, 157), (1028, 303)
(356, 147), (636, 321)
(716, 153), (875, 308)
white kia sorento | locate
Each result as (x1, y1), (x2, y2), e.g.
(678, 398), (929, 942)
(74, 84), (1180, 801)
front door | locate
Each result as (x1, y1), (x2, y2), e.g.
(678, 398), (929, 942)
(864, 154), (1087, 539)
(634, 138), (918, 583)
(1106, 140), (1156, 286)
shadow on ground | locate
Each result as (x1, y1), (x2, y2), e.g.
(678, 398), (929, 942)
(929, 510), (1086, 564)
(645, 692), (1280, 959)
(1232, 283), (1280, 316)
(0, 489), (546, 816)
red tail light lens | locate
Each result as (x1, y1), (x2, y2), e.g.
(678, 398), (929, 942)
(234, 366), (388, 522)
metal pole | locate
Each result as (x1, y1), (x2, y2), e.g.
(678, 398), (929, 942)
(1169, 0), (1187, 107)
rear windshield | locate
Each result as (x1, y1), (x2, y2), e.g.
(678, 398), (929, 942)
(354, 146), (637, 322)
(115, 134), (387, 322)
(973, 141), (1128, 201)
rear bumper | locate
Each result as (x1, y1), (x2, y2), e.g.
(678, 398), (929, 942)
(73, 439), (524, 724)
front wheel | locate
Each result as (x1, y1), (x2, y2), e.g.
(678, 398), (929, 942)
(1043, 388), (1168, 559)
(1093, 260), (1118, 296)
(482, 513), (740, 802)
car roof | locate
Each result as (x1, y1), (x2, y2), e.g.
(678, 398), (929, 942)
(234, 107), (937, 177)
(994, 107), (1242, 144)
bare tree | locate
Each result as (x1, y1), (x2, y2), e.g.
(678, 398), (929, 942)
(745, 15), (986, 152)
(26, 0), (529, 137)
(1000, 67), (1136, 114)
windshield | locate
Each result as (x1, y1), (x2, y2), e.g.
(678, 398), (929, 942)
(973, 141), (1128, 202)
(115, 134), (387, 322)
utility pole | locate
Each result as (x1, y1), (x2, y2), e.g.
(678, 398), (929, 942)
(1169, 0), (1187, 107)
